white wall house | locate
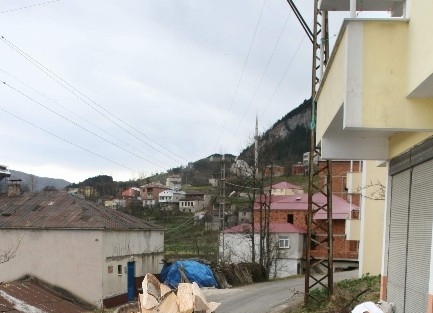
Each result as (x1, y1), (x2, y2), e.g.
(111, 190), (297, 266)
(0, 190), (164, 309)
(221, 223), (306, 278)
(159, 189), (186, 203)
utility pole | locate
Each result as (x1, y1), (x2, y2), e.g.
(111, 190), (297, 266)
(285, 0), (333, 304)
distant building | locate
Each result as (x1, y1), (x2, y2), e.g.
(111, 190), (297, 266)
(159, 189), (186, 210)
(263, 164), (285, 177)
(179, 193), (209, 213)
(291, 162), (305, 176)
(268, 181), (304, 196)
(166, 174), (182, 190)
(140, 182), (168, 207)
(121, 187), (141, 199)
(221, 223), (306, 278)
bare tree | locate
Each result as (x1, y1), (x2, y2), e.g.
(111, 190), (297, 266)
(0, 238), (21, 264)
(356, 180), (386, 201)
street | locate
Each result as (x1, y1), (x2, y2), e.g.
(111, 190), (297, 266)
(201, 270), (358, 313)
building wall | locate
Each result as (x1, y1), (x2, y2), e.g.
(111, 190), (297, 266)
(102, 230), (164, 301)
(407, 0), (433, 96)
(0, 229), (103, 307)
(358, 160), (386, 276)
(319, 160), (362, 207)
(254, 210), (357, 260)
(221, 232), (304, 278)
(316, 28), (348, 141)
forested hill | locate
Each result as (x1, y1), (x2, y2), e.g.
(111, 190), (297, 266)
(238, 98), (311, 170)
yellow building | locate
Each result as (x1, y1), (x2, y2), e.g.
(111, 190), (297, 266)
(317, 0), (433, 312)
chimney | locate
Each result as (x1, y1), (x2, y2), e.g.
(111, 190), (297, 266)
(8, 180), (22, 197)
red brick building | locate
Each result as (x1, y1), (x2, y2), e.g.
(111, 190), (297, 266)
(254, 191), (358, 260)
(318, 160), (362, 207)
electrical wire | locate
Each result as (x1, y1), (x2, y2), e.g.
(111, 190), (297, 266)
(0, 68), (171, 169)
(259, 34), (307, 119)
(2, 80), (166, 169)
(0, 0), (61, 14)
(213, 0), (269, 152)
(229, 10), (292, 146)
(0, 105), (137, 174)
(0, 36), (189, 165)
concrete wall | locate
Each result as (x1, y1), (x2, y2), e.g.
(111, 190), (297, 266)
(102, 230), (164, 300)
(358, 160), (386, 276)
(0, 229), (103, 306)
(407, 0), (433, 96)
(0, 228), (164, 307)
(221, 232), (303, 278)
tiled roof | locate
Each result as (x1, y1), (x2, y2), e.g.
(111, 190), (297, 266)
(254, 193), (357, 220)
(0, 190), (163, 230)
(270, 182), (303, 190)
(224, 222), (306, 234)
(0, 278), (90, 313)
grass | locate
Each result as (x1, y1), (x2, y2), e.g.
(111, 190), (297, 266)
(286, 274), (380, 313)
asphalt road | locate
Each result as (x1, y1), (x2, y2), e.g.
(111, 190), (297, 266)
(201, 270), (358, 313)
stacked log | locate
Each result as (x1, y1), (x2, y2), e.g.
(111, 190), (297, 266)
(139, 273), (220, 313)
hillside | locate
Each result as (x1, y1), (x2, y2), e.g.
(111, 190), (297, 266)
(239, 98), (311, 171)
(9, 170), (70, 191)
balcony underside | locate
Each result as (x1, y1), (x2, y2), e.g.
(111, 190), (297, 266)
(319, 0), (404, 17)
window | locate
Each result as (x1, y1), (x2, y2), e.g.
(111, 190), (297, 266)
(287, 214), (294, 224)
(279, 236), (290, 248)
(117, 264), (122, 276)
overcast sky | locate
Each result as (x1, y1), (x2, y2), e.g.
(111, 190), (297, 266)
(0, 0), (385, 183)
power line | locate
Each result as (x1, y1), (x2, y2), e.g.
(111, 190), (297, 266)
(0, 35), (189, 165)
(0, 68), (171, 169)
(229, 10), (292, 146)
(260, 35), (307, 119)
(0, 105), (136, 174)
(213, 0), (269, 152)
(0, 0), (61, 14)
(2, 80), (166, 170)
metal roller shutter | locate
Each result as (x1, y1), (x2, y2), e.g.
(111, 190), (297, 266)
(405, 159), (433, 312)
(387, 169), (411, 312)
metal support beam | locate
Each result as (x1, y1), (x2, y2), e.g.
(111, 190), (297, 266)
(301, 0), (333, 305)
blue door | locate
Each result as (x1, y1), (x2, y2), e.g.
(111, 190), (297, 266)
(127, 261), (135, 301)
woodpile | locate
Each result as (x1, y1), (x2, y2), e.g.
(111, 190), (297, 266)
(139, 273), (220, 313)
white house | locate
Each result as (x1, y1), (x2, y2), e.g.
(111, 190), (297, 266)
(221, 222), (306, 278)
(0, 189), (164, 308)
(159, 189), (186, 208)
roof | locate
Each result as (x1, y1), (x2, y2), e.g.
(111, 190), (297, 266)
(0, 278), (89, 313)
(0, 190), (163, 231)
(255, 193), (357, 220)
(140, 182), (167, 189)
(121, 187), (140, 197)
(224, 222), (306, 234)
(270, 182), (303, 190)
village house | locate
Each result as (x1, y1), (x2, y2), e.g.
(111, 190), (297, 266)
(221, 222), (306, 278)
(262, 164), (285, 177)
(0, 188), (164, 308)
(140, 182), (168, 207)
(121, 187), (141, 199)
(316, 0), (433, 311)
(159, 189), (186, 210)
(166, 174), (182, 190)
(254, 190), (358, 265)
(268, 181), (304, 196)
(179, 193), (209, 213)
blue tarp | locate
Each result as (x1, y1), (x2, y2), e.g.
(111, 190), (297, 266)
(160, 260), (219, 289)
